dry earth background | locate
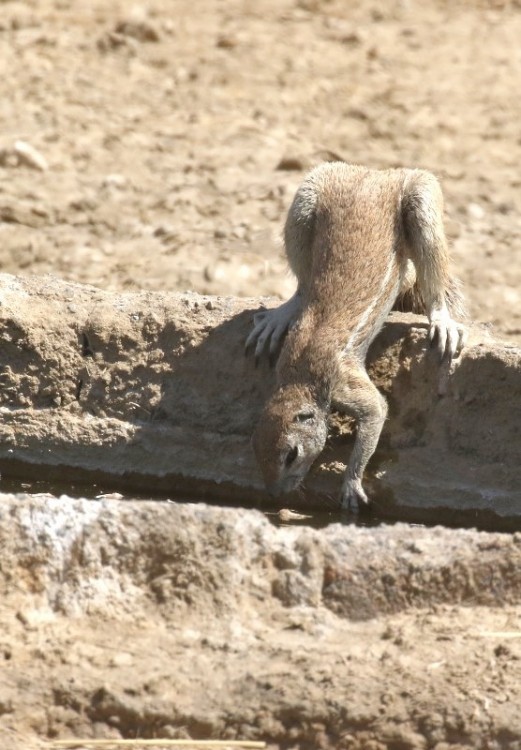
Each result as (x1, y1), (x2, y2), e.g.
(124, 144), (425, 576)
(1, 0), (521, 339)
(1, 0), (521, 748)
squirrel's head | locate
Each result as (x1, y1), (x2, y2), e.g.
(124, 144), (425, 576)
(252, 385), (328, 497)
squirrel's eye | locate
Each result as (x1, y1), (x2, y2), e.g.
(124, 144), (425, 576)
(285, 446), (299, 467)
(295, 411), (314, 423)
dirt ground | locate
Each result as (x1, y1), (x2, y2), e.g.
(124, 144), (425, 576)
(1, 0), (521, 340)
(1, 0), (521, 748)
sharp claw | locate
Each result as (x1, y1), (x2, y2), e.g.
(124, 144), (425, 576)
(253, 311), (267, 326)
(445, 327), (459, 362)
(457, 326), (467, 356)
(245, 320), (268, 354)
(429, 317), (445, 347)
(245, 332), (256, 353)
(246, 294), (301, 364)
(268, 325), (286, 360)
(254, 335), (269, 361)
(340, 478), (368, 513)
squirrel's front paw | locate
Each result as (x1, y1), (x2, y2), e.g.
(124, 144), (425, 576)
(428, 309), (466, 362)
(245, 293), (301, 364)
(340, 477), (369, 514)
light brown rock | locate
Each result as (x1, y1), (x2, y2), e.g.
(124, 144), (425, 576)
(0, 272), (519, 528)
(0, 496), (520, 749)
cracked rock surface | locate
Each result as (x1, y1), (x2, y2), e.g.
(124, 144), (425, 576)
(1, 496), (521, 750)
(0, 273), (519, 528)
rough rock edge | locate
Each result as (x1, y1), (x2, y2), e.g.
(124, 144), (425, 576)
(2, 495), (521, 619)
(1, 496), (521, 750)
(0, 272), (519, 529)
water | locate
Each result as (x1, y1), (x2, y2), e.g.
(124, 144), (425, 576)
(0, 473), (385, 530)
(0, 473), (515, 533)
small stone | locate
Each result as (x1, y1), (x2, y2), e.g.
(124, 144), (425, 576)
(114, 20), (160, 43)
(467, 202), (485, 220)
(13, 140), (48, 171)
(97, 31), (136, 52)
(154, 224), (175, 238)
(496, 201), (514, 215)
(110, 651), (133, 667)
(102, 173), (127, 189)
(276, 155), (310, 171)
(231, 224), (248, 240)
(216, 34), (238, 49)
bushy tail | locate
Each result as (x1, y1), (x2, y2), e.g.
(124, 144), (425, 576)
(399, 170), (467, 322)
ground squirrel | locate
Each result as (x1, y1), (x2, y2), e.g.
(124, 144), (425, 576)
(246, 162), (466, 511)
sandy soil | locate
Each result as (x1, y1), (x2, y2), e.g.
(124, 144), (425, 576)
(1, 0), (520, 340)
(1, 0), (521, 748)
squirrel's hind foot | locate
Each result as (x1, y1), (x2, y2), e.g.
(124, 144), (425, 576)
(428, 307), (467, 362)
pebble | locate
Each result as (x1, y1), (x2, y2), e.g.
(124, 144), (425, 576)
(97, 32), (137, 53)
(276, 154), (310, 171)
(110, 651), (133, 667)
(467, 202), (485, 220)
(114, 20), (161, 43)
(12, 140), (48, 171)
(102, 173), (127, 189)
(216, 34), (238, 49)
(0, 141), (49, 172)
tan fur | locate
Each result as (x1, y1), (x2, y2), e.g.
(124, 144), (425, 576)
(247, 162), (466, 511)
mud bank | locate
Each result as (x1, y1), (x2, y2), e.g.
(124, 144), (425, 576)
(0, 273), (519, 528)
(1, 496), (521, 750)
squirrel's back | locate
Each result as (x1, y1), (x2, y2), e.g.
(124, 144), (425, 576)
(284, 162), (409, 357)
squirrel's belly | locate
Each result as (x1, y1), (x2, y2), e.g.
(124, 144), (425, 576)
(340, 254), (402, 355)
